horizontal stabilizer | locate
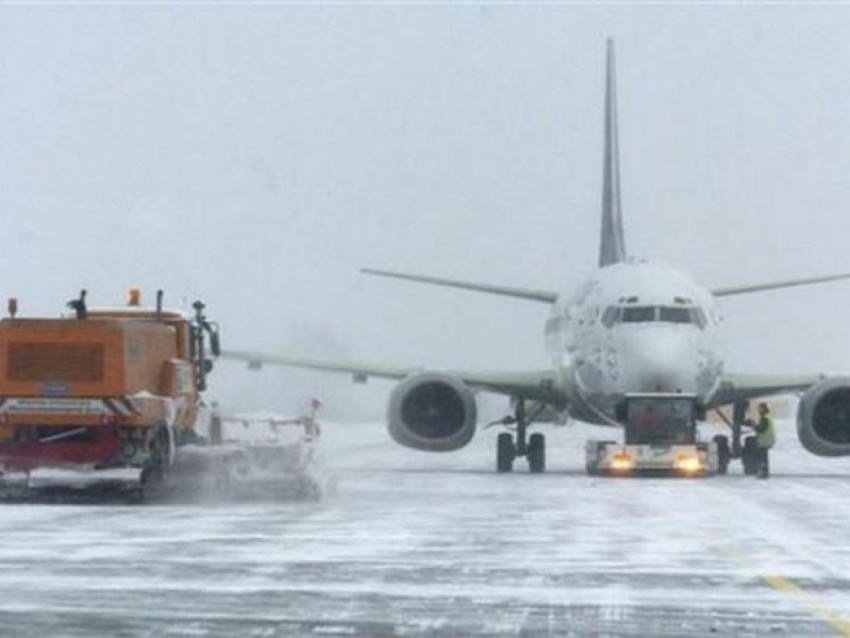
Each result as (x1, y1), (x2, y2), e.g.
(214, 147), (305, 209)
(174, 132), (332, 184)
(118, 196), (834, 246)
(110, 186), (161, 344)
(361, 268), (558, 304)
(712, 272), (850, 298)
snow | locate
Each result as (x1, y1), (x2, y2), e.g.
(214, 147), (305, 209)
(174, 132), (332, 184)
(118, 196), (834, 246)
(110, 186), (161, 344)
(0, 419), (849, 636)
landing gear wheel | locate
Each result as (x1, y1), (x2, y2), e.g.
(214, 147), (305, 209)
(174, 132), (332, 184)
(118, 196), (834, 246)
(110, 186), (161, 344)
(713, 434), (730, 475)
(497, 432), (515, 473)
(528, 432), (546, 474)
(742, 436), (759, 476)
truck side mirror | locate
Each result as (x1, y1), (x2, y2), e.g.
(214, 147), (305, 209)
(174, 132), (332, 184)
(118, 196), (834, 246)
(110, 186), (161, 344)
(209, 329), (221, 357)
(189, 326), (198, 359)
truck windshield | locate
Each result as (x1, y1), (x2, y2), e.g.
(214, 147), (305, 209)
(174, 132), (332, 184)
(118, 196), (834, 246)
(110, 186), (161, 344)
(625, 397), (696, 445)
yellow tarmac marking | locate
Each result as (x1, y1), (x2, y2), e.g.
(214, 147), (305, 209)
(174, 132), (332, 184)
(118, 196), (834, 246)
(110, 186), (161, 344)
(763, 574), (850, 637)
(715, 543), (850, 637)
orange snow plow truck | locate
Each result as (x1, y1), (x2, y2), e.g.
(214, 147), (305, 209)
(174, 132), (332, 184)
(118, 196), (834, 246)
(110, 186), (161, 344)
(0, 289), (219, 499)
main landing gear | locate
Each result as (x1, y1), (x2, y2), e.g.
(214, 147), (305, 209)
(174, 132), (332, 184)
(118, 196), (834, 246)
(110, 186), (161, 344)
(713, 401), (761, 476)
(491, 399), (546, 474)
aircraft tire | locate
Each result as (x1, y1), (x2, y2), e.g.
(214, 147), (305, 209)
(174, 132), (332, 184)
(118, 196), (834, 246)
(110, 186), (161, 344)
(497, 433), (515, 473)
(742, 436), (759, 476)
(713, 434), (730, 475)
(528, 433), (546, 473)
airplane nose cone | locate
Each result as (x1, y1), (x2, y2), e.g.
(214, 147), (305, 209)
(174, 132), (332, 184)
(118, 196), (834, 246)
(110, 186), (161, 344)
(622, 330), (697, 393)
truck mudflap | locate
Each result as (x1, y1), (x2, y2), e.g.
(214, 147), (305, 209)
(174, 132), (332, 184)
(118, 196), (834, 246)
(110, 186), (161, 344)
(0, 467), (149, 502)
(0, 423), (176, 502)
(0, 428), (126, 473)
(585, 440), (718, 477)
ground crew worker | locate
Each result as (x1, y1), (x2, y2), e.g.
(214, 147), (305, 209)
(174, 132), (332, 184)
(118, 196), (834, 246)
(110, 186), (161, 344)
(303, 398), (322, 440)
(752, 402), (776, 478)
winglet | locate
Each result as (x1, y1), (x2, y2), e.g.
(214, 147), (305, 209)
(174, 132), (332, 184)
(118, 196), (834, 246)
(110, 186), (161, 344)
(599, 38), (628, 268)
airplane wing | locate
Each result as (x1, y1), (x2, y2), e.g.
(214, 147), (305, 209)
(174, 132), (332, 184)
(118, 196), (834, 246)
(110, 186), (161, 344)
(221, 349), (565, 406)
(712, 273), (850, 297)
(708, 372), (824, 408)
(221, 349), (413, 382)
(453, 369), (566, 406)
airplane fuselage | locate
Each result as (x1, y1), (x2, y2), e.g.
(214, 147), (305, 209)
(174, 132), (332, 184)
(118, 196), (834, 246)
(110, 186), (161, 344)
(546, 261), (724, 425)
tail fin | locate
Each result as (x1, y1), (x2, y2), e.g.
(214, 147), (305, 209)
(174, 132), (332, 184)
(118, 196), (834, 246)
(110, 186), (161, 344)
(599, 38), (627, 268)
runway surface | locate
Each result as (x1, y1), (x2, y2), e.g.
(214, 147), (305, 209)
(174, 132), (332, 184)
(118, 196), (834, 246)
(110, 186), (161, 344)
(1, 420), (850, 637)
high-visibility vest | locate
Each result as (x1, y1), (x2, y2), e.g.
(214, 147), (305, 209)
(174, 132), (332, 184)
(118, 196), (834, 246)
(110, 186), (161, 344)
(756, 415), (776, 449)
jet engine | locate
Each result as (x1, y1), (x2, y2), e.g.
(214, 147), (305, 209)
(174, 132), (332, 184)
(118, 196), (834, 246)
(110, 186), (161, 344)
(387, 371), (477, 452)
(797, 377), (850, 456)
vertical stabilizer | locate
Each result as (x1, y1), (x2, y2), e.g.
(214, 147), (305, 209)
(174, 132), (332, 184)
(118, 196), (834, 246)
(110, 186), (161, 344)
(599, 38), (627, 267)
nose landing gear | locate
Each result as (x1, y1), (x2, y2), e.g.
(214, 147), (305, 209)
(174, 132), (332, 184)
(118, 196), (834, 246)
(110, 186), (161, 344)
(490, 398), (547, 473)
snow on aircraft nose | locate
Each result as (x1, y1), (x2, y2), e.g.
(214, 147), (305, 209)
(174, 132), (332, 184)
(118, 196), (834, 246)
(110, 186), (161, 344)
(620, 329), (698, 394)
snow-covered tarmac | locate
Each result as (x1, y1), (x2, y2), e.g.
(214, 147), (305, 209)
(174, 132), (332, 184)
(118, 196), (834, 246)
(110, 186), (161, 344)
(2, 420), (850, 637)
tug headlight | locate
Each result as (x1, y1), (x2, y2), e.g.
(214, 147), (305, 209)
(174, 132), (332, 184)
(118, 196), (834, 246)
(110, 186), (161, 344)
(610, 452), (635, 471)
(674, 453), (703, 474)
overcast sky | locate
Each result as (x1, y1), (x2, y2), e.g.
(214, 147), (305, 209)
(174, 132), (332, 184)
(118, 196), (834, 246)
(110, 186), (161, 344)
(1, 3), (850, 417)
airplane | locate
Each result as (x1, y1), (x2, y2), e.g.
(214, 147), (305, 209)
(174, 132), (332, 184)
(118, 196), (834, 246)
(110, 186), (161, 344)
(223, 40), (850, 473)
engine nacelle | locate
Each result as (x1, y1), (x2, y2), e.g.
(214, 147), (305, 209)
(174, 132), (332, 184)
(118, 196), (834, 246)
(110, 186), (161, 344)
(797, 377), (850, 457)
(387, 371), (477, 452)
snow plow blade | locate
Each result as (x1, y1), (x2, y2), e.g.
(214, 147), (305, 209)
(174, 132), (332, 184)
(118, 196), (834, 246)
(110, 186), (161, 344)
(163, 409), (329, 502)
(168, 442), (325, 502)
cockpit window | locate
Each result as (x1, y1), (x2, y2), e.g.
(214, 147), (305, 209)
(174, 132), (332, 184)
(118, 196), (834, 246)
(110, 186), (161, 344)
(621, 306), (656, 323)
(658, 307), (691, 324)
(602, 304), (707, 329)
(601, 306), (621, 328)
(691, 307), (708, 330)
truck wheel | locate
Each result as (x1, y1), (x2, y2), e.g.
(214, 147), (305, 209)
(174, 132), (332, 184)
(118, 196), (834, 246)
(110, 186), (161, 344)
(713, 434), (730, 475)
(742, 436), (759, 475)
(528, 433), (546, 474)
(497, 432), (515, 473)
(139, 426), (172, 501)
